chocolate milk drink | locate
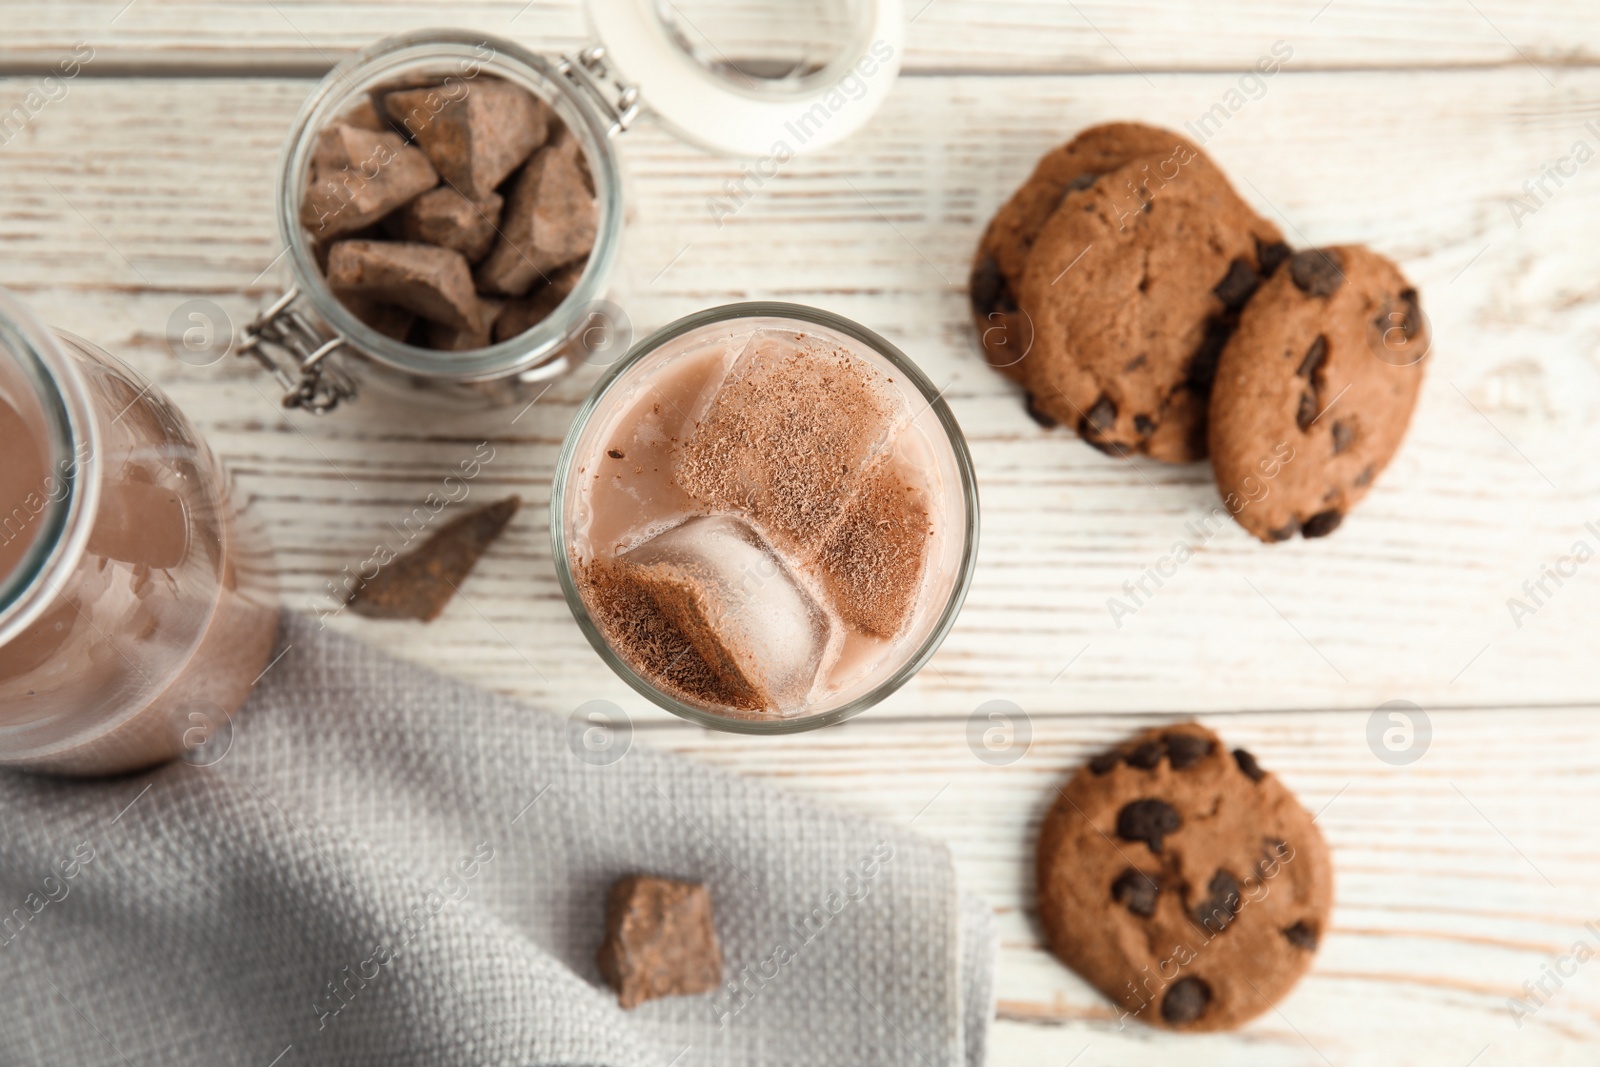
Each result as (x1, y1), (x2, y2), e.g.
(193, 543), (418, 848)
(560, 315), (974, 723)
(0, 295), (278, 775)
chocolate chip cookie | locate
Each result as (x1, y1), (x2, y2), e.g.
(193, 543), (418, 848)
(1016, 152), (1286, 461)
(1208, 246), (1429, 541)
(970, 123), (1199, 379)
(1036, 723), (1333, 1031)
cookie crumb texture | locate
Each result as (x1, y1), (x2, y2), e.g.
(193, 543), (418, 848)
(1036, 723), (1333, 1031)
(1208, 245), (1429, 541)
(597, 876), (723, 1010)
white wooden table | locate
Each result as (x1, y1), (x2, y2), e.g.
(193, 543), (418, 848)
(4, 2), (1600, 1063)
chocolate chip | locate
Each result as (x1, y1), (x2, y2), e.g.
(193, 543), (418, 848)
(1233, 748), (1265, 781)
(1133, 414), (1156, 436)
(1088, 750), (1121, 775)
(1117, 798), (1182, 853)
(1163, 732), (1212, 769)
(1377, 287), (1423, 340)
(1289, 249), (1345, 297)
(1192, 870), (1242, 932)
(1161, 977), (1211, 1025)
(1296, 391), (1318, 432)
(1085, 394), (1117, 432)
(1112, 868), (1160, 918)
(1185, 319), (1231, 395)
(1213, 258), (1263, 311)
(1125, 354), (1148, 371)
(1282, 920), (1319, 950)
(1399, 287), (1422, 331)
(970, 256), (1016, 316)
(1297, 335), (1328, 380)
(1257, 238), (1292, 276)
(1330, 420), (1354, 455)
(1067, 171), (1100, 192)
(607, 449), (625, 459)
(1078, 394), (1129, 453)
(1265, 521), (1299, 542)
(1301, 509), (1343, 538)
(1354, 464), (1375, 488)
(1024, 393), (1059, 428)
(1127, 741), (1163, 770)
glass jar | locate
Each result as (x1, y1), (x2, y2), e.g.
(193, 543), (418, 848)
(0, 288), (279, 775)
(242, 13), (903, 412)
(551, 303), (978, 733)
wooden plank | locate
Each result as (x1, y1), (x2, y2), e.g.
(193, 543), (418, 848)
(0, 0), (1597, 75)
(3, 69), (1597, 719)
(642, 708), (1600, 1063)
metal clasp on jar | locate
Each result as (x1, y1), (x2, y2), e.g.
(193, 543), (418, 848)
(237, 287), (357, 413)
(557, 46), (641, 138)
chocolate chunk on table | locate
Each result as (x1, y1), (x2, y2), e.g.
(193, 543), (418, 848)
(597, 875), (722, 1010)
(477, 132), (598, 297)
(300, 124), (438, 239)
(346, 496), (520, 622)
(391, 187), (504, 263)
(383, 79), (549, 201)
(326, 240), (488, 332)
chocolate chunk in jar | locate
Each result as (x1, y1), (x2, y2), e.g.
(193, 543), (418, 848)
(301, 124), (438, 238)
(390, 187), (504, 264)
(476, 131), (599, 297)
(383, 78), (549, 201)
(326, 240), (488, 332)
(493, 262), (584, 343)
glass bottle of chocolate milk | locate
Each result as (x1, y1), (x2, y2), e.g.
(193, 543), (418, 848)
(0, 289), (279, 775)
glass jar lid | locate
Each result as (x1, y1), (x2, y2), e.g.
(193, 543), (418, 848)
(587, 0), (903, 157)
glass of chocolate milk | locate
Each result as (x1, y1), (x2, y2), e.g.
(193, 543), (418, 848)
(553, 303), (978, 731)
(0, 289), (279, 775)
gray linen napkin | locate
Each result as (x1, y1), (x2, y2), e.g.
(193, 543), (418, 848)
(0, 614), (996, 1067)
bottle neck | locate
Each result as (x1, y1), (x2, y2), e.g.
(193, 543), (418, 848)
(0, 288), (99, 645)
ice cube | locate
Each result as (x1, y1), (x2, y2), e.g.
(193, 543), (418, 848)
(621, 514), (834, 711)
(807, 457), (933, 639)
(676, 331), (903, 555)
